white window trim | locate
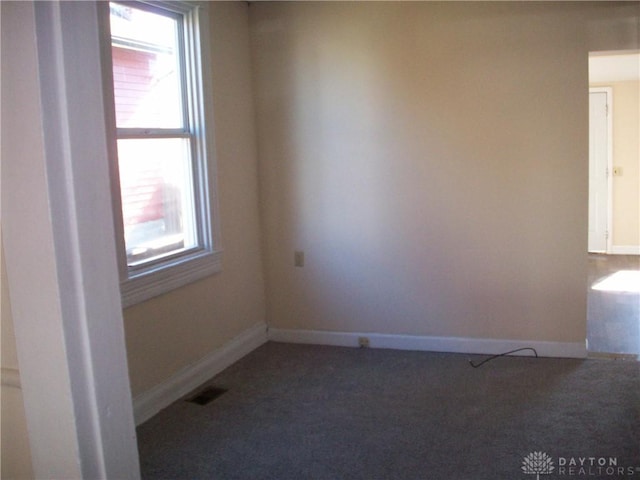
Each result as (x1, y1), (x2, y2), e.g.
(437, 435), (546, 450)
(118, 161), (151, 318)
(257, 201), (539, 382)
(99, 1), (222, 307)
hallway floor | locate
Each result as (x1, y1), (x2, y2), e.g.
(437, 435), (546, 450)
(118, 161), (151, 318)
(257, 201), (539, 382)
(587, 254), (640, 357)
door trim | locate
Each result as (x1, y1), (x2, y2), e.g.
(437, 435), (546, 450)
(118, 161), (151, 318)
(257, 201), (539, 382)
(588, 87), (613, 253)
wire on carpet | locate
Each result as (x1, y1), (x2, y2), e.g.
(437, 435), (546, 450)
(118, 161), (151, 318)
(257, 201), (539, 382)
(469, 347), (538, 368)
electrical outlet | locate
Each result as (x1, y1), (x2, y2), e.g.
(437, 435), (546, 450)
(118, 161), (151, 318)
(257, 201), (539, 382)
(294, 250), (305, 267)
(358, 336), (370, 348)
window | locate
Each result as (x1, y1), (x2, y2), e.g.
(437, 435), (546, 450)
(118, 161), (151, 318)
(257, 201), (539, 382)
(102, 1), (221, 306)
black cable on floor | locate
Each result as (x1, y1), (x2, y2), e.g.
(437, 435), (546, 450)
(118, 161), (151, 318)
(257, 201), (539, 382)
(469, 347), (538, 368)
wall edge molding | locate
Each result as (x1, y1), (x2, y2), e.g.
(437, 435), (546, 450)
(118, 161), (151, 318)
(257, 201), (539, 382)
(268, 328), (587, 359)
(132, 322), (268, 425)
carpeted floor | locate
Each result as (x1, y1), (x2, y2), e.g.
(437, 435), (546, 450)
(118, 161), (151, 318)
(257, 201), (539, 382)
(137, 342), (640, 480)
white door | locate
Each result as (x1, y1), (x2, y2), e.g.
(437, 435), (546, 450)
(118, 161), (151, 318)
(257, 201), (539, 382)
(588, 89), (611, 253)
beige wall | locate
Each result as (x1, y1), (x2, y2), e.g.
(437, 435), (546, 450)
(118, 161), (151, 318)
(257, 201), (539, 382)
(1, 245), (34, 479)
(251, 2), (639, 344)
(610, 81), (639, 248)
(123, 2), (266, 397)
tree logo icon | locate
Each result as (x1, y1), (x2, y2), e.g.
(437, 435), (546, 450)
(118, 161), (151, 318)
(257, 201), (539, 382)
(522, 451), (555, 479)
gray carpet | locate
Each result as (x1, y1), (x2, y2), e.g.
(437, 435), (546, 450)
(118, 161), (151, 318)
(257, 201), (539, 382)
(137, 342), (640, 480)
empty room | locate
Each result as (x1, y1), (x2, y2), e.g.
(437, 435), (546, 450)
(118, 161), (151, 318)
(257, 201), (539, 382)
(2, 1), (639, 479)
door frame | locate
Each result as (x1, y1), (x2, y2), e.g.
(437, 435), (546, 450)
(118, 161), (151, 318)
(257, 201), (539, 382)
(588, 86), (613, 254)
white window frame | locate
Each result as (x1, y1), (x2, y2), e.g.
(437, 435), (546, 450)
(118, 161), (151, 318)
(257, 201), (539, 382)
(99, 0), (222, 307)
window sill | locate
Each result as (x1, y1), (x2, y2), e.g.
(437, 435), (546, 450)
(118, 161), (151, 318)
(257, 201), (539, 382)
(120, 249), (222, 308)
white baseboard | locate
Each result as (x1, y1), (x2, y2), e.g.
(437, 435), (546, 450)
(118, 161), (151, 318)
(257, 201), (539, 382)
(133, 322), (268, 425)
(268, 328), (587, 359)
(133, 324), (587, 424)
(610, 245), (640, 255)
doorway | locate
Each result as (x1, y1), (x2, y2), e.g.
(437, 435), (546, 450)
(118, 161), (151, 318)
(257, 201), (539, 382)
(587, 51), (640, 358)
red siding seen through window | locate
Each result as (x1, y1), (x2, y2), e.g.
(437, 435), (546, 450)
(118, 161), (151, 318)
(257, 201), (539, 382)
(112, 46), (156, 127)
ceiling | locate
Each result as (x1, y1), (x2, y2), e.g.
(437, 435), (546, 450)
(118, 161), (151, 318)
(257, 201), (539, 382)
(589, 52), (640, 83)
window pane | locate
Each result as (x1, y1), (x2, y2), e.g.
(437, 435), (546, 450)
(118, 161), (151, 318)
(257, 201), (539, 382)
(110, 3), (184, 129)
(117, 138), (197, 265)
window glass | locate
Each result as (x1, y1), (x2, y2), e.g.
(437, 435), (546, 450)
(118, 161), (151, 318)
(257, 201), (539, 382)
(116, 137), (197, 266)
(110, 3), (184, 129)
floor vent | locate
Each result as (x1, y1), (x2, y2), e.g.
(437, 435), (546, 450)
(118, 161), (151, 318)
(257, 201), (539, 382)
(187, 387), (228, 406)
